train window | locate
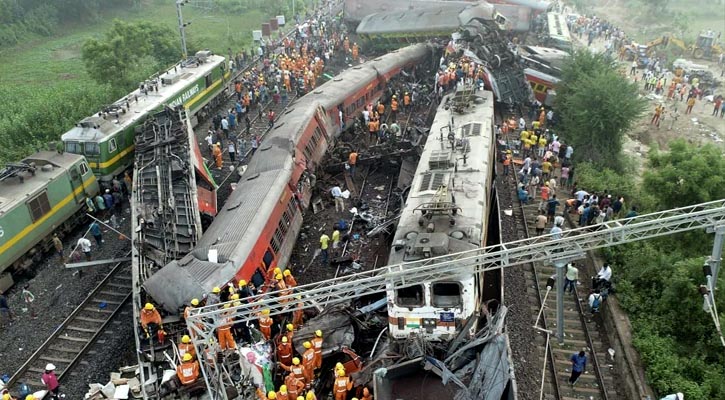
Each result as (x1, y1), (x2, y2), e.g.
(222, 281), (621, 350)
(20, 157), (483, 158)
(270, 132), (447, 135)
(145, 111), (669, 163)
(278, 219), (289, 237)
(263, 248), (274, 269)
(79, 162), (89, 175)
(108, 138), (117, 154)
(27, 191), (51, 222)
(431, 283), (462, 308)
(396, 285), (424, 307)
(65, 142), (82, 154)
(271, 229), (282, 253)
(85, 142), (100, 155)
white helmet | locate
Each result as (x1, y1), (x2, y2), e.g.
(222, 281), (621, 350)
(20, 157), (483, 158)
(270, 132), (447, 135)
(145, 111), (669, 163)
(676, 394), (684, 400)
(45, 363), (56, 371)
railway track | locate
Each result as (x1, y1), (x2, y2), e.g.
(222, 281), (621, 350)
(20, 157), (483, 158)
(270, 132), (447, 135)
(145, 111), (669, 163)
(8, 255), (132, 390)
(509, 186), (615, 399)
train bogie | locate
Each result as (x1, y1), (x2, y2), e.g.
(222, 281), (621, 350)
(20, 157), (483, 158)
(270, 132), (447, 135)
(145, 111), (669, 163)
(62, 52), (228, 182)
(0, 152), (98, 291)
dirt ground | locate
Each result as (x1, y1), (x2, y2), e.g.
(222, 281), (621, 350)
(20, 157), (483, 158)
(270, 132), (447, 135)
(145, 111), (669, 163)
(575, 0), (725, 168)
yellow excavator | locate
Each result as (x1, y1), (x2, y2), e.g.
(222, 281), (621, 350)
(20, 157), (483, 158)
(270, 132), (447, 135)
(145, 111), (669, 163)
(646, 33), (723, 60)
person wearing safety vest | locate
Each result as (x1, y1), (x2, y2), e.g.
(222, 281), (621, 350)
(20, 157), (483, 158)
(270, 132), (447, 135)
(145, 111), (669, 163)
(390, 95), (399, 121)
(311, 330), (323, 369)
(184, 298), (200, 321)
(301, 341), (315, 385)
(285, 323), (295, 343)
(179, 335), (196, 359)
(306, 391), (318, 400)
(267, 266), (282, 283)
(283, 269), (297, 288)
(293, 297), (305, 327)
(276, 385), (290, 400)
(176, 353), (200, 385)
(217, 304), (237, 350)
(140, 302), (163, 341)
(279, 357), (306, 384)
(259, 309), (273, 340)
(284, 372), (305, 399)
(333, 370), (353, 400)
(278, 336), (293, 366)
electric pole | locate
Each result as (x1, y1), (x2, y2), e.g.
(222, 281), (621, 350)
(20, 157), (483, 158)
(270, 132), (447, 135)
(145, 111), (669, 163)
(176, 0), (189, 59)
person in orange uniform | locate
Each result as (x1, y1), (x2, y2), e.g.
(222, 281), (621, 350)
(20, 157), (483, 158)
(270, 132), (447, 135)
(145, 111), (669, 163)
(301, 341), (315, 385)
(285, 323), (295, 343)
(176, 353), (200, 385)
(213, 143), (223, 170)
(351, 43), (359, 61)
(306, 392), (318, 400)
(390, 95), (398, 121)
(293, 298), (305, 327)
(333, 370), (353, 400)
(278, 336), (293, 366)
(311, 330), (323, 369)
(184, 298), (200, 321)
(284, 372), (305, 399)
(376, 101), (385, 117)
(276, 385), (290, 400)
(178, 335), (196, 360)
(267, 266), (282, 283)
(257, 309), (273, 340)
(361, 387), (373, 400)
(283, 270), (297, 288)
(140, 303), (163, 340)
(279, 357), (306, 384)
(217, 304), (236, 350)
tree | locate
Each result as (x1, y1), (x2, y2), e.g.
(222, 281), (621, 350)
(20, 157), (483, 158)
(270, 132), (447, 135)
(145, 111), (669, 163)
(554, 50), (646, 169)
(82, 20), (181, 89)
(642, 139), (725, 210)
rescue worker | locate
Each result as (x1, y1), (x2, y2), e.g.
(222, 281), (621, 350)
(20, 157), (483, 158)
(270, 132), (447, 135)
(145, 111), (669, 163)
(176, 353), (200, 385)
(179, 335), (196, 359)
(292, 297), (305, 327)
(259, 309), (273, 340)
(283, 269), (297, 288)
(279, 357), (306, 384)
(277, 386), (289, 400)
(311, 330), (323, 369)
(278, 336), (293, 366)
(140, 303), (163, 341)
(268, 266), (283, 283)
(217, 304), (237, 350)
(376, 101), (385, 117)
(284, 372), (305, 399)
(267, 392), (277, 400)
(306, 392), (317, 400)
(41, 363), (60, 397)
(333, 370), (353, 400)
(184, 298), (200, 320)
(213, 142), (223, 170)
(362, 387), (373, 400)
(390, 95), (398, 121)
(403, 92), (411, 112)
(275, 273), (291, 301)
(302, 341), (315, 384)
(238, 279), (252, 300)
(334, 362), (345, 378)
(207, 286), (221, 306)
(351, 43), (359, 61)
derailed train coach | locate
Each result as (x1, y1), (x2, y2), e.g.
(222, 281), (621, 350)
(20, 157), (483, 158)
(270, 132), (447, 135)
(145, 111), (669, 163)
(143, 44), (436, 313)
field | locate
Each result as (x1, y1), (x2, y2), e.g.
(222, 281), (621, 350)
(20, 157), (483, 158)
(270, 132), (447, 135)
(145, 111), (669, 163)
(0, 2), (267, 92)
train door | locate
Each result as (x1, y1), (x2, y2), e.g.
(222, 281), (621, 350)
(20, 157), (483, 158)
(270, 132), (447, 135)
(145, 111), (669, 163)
(68, 164), (84, 204)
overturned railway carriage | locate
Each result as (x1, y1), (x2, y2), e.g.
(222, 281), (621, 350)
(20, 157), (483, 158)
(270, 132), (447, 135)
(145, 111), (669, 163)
(61, 51), (228, 182)
(0, 152), (98, 291)
(144, 44), (434, 313)
(386, 88), (496, 341)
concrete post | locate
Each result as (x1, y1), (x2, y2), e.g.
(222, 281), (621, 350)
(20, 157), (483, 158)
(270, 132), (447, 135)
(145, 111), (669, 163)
(555, 260), (566, 344)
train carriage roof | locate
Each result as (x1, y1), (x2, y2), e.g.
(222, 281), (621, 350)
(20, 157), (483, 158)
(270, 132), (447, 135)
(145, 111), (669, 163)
(61, 54), (225, 144)
(357, 4), (473, 35)
(0, 152), (86, 213)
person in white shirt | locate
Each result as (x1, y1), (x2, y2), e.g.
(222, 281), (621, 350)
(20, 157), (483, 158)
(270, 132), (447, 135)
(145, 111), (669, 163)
(593, 263), (612, 290)
(660, 393), (684, 400)
(331, 186), (344, 212)
(518, 117), (526, 130)
(550, 221), (563, 240)
(78, 237), (92, 261)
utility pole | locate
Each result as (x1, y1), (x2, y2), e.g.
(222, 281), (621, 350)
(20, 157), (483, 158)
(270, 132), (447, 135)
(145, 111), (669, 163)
(176, 0), (189, 59)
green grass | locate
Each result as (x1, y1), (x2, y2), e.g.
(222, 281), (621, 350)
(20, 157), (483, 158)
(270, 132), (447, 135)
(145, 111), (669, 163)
(0, 1), (268, 92)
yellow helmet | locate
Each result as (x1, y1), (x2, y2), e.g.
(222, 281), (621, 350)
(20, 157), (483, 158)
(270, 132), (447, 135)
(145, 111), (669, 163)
(335, 362), (344, 370)
(315, 330), (322, 337)
(144, 303), (154, 311)
(229, 286), (235, 293)
(338, 370), (346, 377)
(182, 335), (191, 344)
(292, 357), (300, 365)
(275, 273), (283, 280)
(287, 323), (294, 331)
(306, 393), (315, 400)
(26, 396), (36, 400)
(183, 353), (193, 362)
(279, 385), (288, 393)
(238, 279), (247, 287)
(283, 269), (292, 277)
(212, 286), (221, 294)
(268, 392), (277, 400)
(352, 398), (359, 400)
(303, 341), (311, 349)
(262, 309), (270, 315)
(190, 298), (200, 306)
(233, 301), (241, 307)
(3, 395), (10, 400)
(274, 267), (282, 274)
(231, 294), (240, 300)
(282, 336), (288, 343)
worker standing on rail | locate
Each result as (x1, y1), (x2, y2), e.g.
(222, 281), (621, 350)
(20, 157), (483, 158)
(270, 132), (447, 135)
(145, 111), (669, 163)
(259, 309), (273, 340)
(177, 353), (200, 385)
(312, 330), (323, 369)
(567, 350), (587, 386)
(41, 364), (61, 398)
(333, 370), (353, 400)
(179, 335), (196, 359)
(140, 303), (163, 342)
(218, 304), (237, 350)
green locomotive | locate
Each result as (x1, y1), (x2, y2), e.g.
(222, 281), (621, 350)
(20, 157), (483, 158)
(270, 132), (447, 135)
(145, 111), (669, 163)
(0, 152), (99, 291)
(62, 51), (229, 182)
